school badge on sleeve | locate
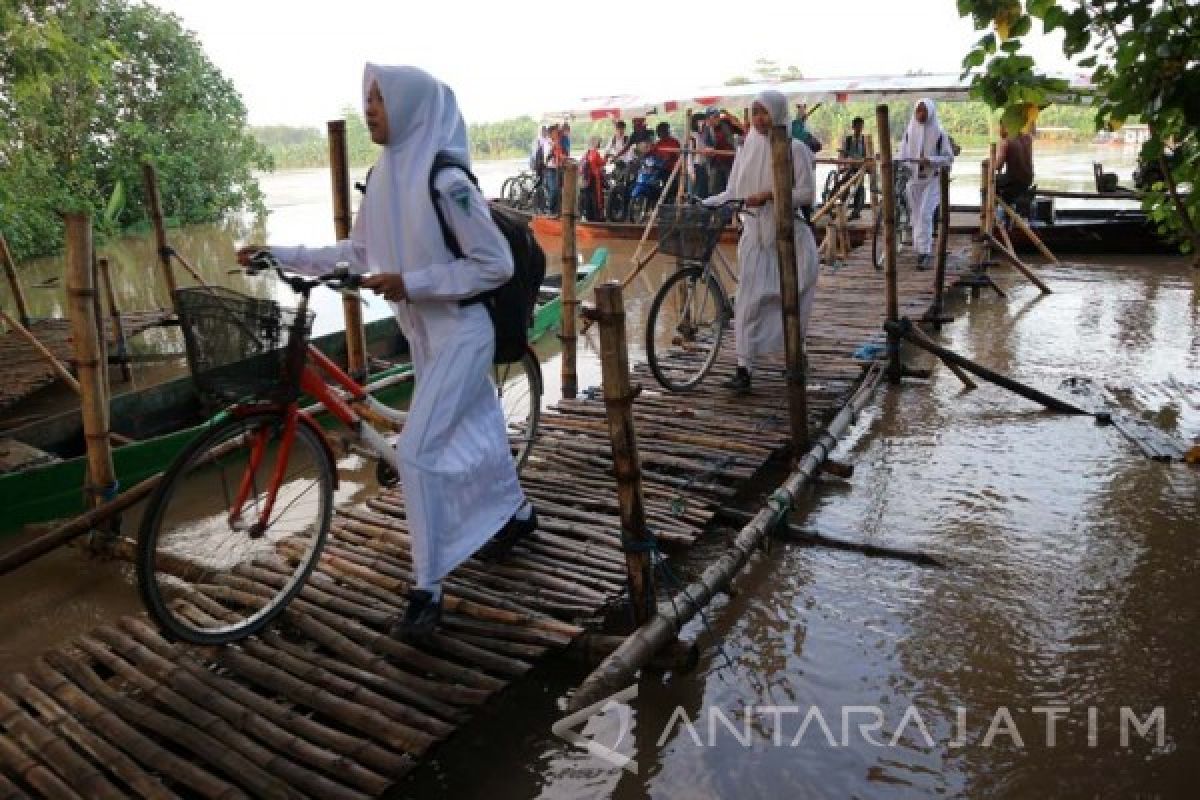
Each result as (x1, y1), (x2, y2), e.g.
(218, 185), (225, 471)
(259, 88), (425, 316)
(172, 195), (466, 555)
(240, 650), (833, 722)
(448, 186), (472, 213)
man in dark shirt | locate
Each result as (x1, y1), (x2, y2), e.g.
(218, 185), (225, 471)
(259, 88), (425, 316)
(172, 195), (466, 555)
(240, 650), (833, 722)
(839, 116), (867, 218)
(995, 121), (1034, 204)
(704, 107), (737, 194)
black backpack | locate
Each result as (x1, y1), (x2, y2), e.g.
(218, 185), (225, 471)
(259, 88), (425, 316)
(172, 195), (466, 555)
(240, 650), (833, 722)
(429, 152), (547, 364)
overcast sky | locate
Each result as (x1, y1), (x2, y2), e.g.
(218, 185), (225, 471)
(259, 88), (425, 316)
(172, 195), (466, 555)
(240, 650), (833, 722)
(145, 0), (1076, 127)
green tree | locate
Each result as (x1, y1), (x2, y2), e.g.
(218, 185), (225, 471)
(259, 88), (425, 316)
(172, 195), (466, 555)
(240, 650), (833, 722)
(957, 0), (1199, 260)
(0, 0), (271, 262)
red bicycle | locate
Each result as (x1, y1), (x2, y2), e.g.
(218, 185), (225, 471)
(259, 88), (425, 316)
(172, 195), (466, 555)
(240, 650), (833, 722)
(136, 257), (542, 644)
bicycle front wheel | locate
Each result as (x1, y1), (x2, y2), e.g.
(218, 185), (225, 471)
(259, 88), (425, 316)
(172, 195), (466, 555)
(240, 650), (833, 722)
(493, 349), (541, 470)
(646, 266), (729, 392)
(137, 409), (334, 645)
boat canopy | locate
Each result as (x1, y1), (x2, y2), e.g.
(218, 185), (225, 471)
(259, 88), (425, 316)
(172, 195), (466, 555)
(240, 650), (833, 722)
(541, 71), (1095, 122)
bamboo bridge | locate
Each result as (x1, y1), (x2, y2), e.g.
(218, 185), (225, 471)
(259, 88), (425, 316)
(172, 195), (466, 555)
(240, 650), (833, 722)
(0, 233), (1004, 798)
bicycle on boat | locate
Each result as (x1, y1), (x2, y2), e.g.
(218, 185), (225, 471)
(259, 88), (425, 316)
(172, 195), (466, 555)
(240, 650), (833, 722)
(501, 170), (547, 214)
(137, 255), (541, 645)
(645, 200), (743, 392)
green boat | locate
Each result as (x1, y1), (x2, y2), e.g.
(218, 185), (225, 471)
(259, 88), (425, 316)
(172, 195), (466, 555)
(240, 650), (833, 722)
(0, 249), (607, 537)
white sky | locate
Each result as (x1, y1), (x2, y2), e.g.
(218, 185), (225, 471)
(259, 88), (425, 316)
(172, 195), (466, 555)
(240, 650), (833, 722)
(144, 0), (1076, 127)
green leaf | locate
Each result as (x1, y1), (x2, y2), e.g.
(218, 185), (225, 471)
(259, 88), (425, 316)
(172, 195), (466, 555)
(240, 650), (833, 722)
(1010, 14), (1032, 38)
(103, 179), (126, 227)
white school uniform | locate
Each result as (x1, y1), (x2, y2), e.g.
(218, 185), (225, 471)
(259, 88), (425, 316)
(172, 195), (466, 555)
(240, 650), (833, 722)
(703, 90), (819, 371)
(269, 64), (525, 591)
(899, 97), (955, 255)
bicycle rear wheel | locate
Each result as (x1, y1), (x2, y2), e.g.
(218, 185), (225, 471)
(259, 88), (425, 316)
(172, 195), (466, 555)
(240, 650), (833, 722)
(137, 409), (334, 645)
(646, 265), (729, 392)
(493, 349), (541, 470)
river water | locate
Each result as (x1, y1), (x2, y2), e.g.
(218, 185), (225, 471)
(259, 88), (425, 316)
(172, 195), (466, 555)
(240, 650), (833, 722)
(3, 143), (1197, 798)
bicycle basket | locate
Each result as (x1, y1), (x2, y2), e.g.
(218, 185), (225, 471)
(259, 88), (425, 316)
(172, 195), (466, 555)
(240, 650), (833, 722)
(174, 286), (313, 405)
(657, 204), (726, 262)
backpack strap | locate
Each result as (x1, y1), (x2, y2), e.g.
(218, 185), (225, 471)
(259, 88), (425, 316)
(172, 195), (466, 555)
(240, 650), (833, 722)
(428, 151), (479, 260)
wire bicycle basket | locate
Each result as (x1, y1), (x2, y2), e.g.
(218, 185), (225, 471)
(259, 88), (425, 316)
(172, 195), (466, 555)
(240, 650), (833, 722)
(174, 286), (313, 406)
(657, 205), (728, 263)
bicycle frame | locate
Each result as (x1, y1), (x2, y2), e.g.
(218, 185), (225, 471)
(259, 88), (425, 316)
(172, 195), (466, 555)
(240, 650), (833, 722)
(225, 303), (404, 536)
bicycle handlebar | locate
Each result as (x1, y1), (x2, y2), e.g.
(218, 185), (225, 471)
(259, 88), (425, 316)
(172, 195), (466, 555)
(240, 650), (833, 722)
(243, 251), (364, 294)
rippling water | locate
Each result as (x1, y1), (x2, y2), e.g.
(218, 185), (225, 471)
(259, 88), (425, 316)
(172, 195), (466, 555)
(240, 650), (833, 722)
(2, 147), (1196, 798)
(397, 256), (1199, 799)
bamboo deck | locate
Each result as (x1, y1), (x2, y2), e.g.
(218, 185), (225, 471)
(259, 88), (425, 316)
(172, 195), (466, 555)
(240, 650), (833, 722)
(0, 241), (984, 798)
(0, 311), (174, 413)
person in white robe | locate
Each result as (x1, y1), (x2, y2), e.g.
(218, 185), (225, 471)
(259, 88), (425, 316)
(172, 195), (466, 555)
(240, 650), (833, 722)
(899, 98), (955, 268)
(702, 89), (820, 393)
(237, 64), (534, 643)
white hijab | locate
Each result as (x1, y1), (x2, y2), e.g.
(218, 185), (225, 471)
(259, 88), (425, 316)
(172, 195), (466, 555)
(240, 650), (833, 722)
(900, 98), (946, 161)
(729, 89), (789, 198)
(356, 64), (470, 277)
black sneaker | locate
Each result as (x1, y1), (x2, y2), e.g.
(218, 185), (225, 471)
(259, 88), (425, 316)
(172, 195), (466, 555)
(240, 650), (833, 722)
(721, 367), (751, 394)
(478, 505), (538, 561)
(390, 589), (442, 645)
(915, 253), (931, 270)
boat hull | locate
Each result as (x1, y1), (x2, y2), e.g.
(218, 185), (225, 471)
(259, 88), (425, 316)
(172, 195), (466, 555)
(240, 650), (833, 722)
(0, 249), (608, 537)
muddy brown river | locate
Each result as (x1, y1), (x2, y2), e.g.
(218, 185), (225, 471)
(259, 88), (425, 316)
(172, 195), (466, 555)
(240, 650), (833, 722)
(2, 144), (1196, 798)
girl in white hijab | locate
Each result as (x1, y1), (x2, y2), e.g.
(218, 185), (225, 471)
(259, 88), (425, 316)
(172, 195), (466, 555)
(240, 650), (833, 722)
(702, 89), (819, 393)
(238, 64), (534, 643)
(899, 98), (955, 267)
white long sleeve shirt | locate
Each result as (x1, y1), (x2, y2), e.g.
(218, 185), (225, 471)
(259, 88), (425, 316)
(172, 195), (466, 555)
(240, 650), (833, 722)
(269, 167), (513, 303)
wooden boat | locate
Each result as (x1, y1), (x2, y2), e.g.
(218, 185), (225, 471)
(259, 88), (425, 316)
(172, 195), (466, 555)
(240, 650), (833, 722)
(0, 249), (608, 537)
(524, 210), (867, 248)
(1011, 208), (1175, 255)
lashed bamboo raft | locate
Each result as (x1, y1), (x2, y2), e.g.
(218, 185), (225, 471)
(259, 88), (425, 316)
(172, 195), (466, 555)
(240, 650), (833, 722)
(0, 311), (173, 412)
(0, 240), (986, 798)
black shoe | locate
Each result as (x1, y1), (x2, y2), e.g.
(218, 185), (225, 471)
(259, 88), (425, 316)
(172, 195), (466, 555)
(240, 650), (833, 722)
(390, 589), (441, 645)
(478, 505), (538, 561)
(721, 367), (751, 394)
(915, 253), (930, 270)
(848, 210), (861, 221)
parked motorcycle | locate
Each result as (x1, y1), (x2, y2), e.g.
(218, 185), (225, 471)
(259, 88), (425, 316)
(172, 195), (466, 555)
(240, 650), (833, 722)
(627, 154), (668, 225)
(605, 160), (636, 223)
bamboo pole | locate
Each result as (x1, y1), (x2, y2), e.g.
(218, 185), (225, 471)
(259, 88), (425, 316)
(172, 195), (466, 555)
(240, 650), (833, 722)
(141, 162), (178, 302)
(0, 690), (125, 799)
(0, 233), (31, 327)
(975, 158), (991, 266)
(874, 106), (901, 383)
(42, 651), (292, 799)
(988, 142), (999, 232)
(768, 123), (810, 453)
(328, 119), (368, 380)
(96, 257), (132, 381)
(887, 318), (1089, 413)
(0, 310), (79, 392)
(904, 321), (976, 390)
(0, 731), (83, 800)
(567, 363), (887, 712)
(560, 158), (579, 399)
(27, 661), (240, 800)
(984, 231), (1052, 293)
(9, 674), (179, 800)
(588, 282), (656, 624)
(1158, 152), (1200, 267)
(64, 214), (115, 511)
(932, 166), (951, 317)
(810, 164), (868, 225)
(997, 197), (1060, 265)
(76, 631), (373, 799)
(627, 156), (683, 272)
